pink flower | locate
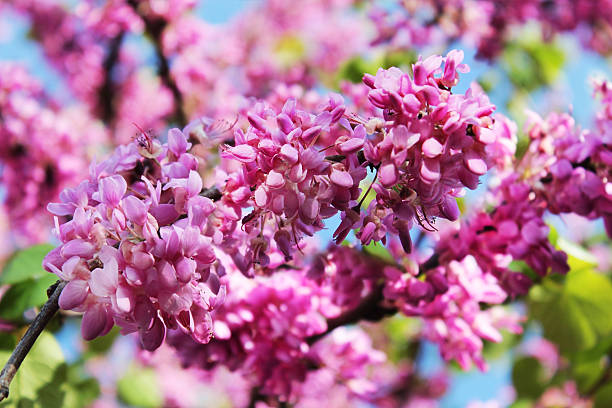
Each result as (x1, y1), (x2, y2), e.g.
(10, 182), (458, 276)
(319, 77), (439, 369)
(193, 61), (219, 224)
(45, 129), (225, 348)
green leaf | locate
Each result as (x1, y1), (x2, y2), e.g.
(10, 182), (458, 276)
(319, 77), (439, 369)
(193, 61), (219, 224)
(0, 333), (16, 350)
(514, 133), (530, 160)
(572, 356), (606, 394)
(0, 275), (59, 322)
(502, 33), (565, 92)
(482, 329), (521, 360)
(529, 40), (565, 85)
(381, 50), (416, 70)
(86, 326), (120, 355)
(557, 237), (598, 273)
(508, 399), (534, 408)
(570, 337), (612, 393)
(384, 315), (421, 362)
(455, 197), (465, 216)
(356, 173), (377, 210)
(512, 356), (549, 399)
(335, 51), (416, 86)
(117, 365), (163, 408)
(60, 377), (100, 408)
(0, 245), (55, 285)
(0, 332), (66, 408)
(547, 223), (559, 246)
(503, 45), (537, 90)
(476, 70), (499, 94)
(336, 56), (380, 84)
(594, 383), (612, 408)
(528, 269), (612, 354)
(362, 241), (393, 263)
(508, 260), (539, 282)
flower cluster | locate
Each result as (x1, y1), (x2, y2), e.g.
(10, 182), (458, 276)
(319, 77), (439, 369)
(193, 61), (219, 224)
(524, 83), (612, 237)
(351, 51), (498, 251)
(306, 327), (388, 399)
(149, 325), (445, 408)
(385, 255), (522, 370)
(370, 0), (612, 59)
(43, 128), (225, 349)
(35, 49), (516, 367)
(167, 270), (328, 400)
(308, 245), (386, 310)
(0, 63), (108, 244)
(220, 95), (367, 272)
(387, 255), (522, 370)
(435, 175), (570, 296)
(5, 0), (140, 107)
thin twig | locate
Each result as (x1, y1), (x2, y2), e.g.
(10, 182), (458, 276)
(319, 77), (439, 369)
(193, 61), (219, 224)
(352, 166), (379, 213)
(0, 280), (66, 402)
(127, 0), (187, 127)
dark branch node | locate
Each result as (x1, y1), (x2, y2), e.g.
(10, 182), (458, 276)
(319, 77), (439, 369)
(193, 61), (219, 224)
(201, 187), (222, 201)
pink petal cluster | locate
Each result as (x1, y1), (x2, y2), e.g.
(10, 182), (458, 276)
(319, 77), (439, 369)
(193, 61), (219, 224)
(355, 51), (497, 250)
(524, 83), (612, 237)
(370, 0), (612, 59)
(307, 327), (388, 398)
(167, 271), (328, 400)
(0, 63), (108, 244)
(5, 0), (140, 107)
(397, 255), (522, 371)
(220, 95), (367, 273)
(436, 176), (570, 296)
(308, 245), (386, 310)
(43, 128), (224, 349)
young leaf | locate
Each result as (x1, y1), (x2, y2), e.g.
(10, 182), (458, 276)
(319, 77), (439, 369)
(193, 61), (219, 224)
(0, 275), (59, 322)
(0, 332), (65, 408)
(0, 244), (55, 285)
(595, 383), (612, 408)
(528, 270), (612, 354)
(117, 365), (163, 408)
(512, 356), (549, 399)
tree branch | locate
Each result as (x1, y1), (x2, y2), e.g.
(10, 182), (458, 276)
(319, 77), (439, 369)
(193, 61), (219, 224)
(247, 387), (264, 408)
(0, 280), (66, 402)
(247, 387), (289, 408)
(307, 283), (397, 345)
(97, 31), (125, 124)
(127, 0), (187, 127)
(307, 252), (441, 345)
